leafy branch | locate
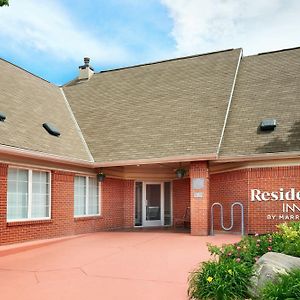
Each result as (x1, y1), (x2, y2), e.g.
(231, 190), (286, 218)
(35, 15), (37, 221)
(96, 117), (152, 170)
(0, 0), (9, 7)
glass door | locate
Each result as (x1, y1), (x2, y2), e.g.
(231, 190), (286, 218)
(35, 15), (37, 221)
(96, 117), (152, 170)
(143, 182), (163, 226)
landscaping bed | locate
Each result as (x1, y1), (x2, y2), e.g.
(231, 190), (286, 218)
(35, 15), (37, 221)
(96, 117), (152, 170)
(188, 222), (300, 300)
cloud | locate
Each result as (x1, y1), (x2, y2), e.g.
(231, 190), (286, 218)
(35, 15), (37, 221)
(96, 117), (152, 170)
(161, 0), (300, 55)
(0, 0), (129, 64)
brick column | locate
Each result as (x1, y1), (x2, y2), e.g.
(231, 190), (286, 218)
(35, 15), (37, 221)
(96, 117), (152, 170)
(51, 171), (75, 236)
(0, 164), (8, 245)
(189, 161), (209, 236)
(123, 180), (135, 228)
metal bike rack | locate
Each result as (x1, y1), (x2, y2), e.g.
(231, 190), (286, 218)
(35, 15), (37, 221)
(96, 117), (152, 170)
(210, 202), (244, 236)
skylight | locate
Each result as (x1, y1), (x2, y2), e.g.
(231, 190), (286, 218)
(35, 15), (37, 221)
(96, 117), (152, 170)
(260, 119), (277, 131)
(43, 123), (60, 137)
(0, 112), (6, 122)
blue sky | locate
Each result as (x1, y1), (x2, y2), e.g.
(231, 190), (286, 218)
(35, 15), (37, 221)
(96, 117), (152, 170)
(1, 0), (300, 85)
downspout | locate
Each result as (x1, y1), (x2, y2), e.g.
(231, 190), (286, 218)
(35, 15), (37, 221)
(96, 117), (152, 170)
(216, 48), (243, 156)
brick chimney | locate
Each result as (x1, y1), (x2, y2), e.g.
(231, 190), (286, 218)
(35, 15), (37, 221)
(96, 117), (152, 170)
(78, 57), (94, 80)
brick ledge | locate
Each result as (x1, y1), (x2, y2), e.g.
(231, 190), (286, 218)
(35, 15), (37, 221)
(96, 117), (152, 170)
(74, 216), (103, 221)
(7, 219), (53, 227)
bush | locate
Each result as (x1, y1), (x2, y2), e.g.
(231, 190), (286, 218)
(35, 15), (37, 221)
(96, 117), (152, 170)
(260, 269), (300, 300)
(208, 232), (284, 267)
(277, 222), (300, 257)
(207, 223), (300, 268)
(188, 259), (253, 300)
(188, 222), (300, 299)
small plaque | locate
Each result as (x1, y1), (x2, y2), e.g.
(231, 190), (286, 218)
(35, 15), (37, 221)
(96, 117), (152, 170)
(192, 178), (205, 189)
(194, 192), (203, 198)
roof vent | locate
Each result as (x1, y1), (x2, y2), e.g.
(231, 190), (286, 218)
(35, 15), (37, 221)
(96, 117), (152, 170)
(260, 119), (277, 131)
(43, 123), (60, 137)
(0, 112), (6, 122)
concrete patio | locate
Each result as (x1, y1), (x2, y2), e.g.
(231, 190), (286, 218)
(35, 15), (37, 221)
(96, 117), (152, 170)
(0, 231), (241, 300)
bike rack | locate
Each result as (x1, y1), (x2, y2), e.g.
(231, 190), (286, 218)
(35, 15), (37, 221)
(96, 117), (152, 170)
(210, 202), (244, 236)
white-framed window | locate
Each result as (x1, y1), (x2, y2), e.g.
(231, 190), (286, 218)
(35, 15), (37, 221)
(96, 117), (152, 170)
(74, 175), (100, 217)
(7, 167), (51, 221)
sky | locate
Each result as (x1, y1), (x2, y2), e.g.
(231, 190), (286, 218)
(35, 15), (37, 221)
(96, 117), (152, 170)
(0, 0), (300, 85)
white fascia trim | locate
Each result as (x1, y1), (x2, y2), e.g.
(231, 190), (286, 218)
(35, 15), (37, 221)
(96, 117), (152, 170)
(94, 153), (217, 167)
(216, 48), (243, 156)
(0, 143), (94, 167)
(60, 88), (95, 162)
(217, 151), (300, 162)
(0, 144), (216, 168)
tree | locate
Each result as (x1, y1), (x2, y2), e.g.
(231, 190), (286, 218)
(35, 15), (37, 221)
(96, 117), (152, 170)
(0, 0), (9, 7)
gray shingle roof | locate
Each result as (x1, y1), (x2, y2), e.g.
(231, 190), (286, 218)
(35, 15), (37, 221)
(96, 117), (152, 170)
(3, 46), (299, 165)
(0, 58), (92, 161)
(63, 49), (242, 164)
(220, 47), (300, 157)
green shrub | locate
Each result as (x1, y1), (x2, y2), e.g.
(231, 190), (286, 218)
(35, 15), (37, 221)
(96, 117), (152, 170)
(188, 222), (300, 299)
(188, 259), (253, 300)
(277, 222), (300, 257)
(260, 268), (300, 300)
(208, 232), (284, 267)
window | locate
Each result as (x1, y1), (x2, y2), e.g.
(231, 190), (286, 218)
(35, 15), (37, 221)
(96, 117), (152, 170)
(74, 176), (99, 217)
(7, 168), (51, 221)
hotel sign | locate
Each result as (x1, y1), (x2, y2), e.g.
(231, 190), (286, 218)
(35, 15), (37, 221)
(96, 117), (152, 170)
(251, 188), (300, 220)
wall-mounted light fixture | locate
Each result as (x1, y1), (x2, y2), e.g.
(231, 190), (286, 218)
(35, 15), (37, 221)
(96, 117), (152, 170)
(97, 172), (106, 182)
(175, 168), (186, 179)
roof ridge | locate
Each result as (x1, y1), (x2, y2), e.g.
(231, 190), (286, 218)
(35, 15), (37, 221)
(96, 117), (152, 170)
(217, 49), (243, 156)
(98, 48), (237, 74)
(60, 88), (95, 162)
(249, 46), (300, 57)
(0, 57), (51, 84)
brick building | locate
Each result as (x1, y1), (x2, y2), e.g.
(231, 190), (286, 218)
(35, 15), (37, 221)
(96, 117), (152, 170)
(0, 47), (300, 244)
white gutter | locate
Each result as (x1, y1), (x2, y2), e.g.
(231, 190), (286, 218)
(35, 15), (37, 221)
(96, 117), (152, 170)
(216, 48), (243, 156)
(2, 142), (300, 169)
(0, 143), (218, 168)
(60, 88), (95, 162)
(0, 144), (94, 168)
(216, 151), (300, 163)
(94, 153), (218, 167)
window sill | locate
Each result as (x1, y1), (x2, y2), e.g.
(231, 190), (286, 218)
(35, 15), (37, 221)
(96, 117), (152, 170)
(7, 219), (52, 227)
(74, 215), (102, 221)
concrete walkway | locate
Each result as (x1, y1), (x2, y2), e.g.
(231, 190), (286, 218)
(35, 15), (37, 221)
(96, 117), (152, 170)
(0, 232), (240, 300)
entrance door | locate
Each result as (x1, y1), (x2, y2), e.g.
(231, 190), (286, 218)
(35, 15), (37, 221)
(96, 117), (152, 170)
(142, 182), (164, 227)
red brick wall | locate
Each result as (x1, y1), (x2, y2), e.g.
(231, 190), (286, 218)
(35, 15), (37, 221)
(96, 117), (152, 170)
(123, 180), (135, 228)
(248, 166), (300, 234)
(0, 168), (135, 245)
(210, 166), (300, 235)
(0, 164), (8, 245)
(101, 178), (127, 229)
(173, 178), (190, 222)
(2, 162), (300, 244)
(210, 170), (248, 234)
(189, 161), (210, 235)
